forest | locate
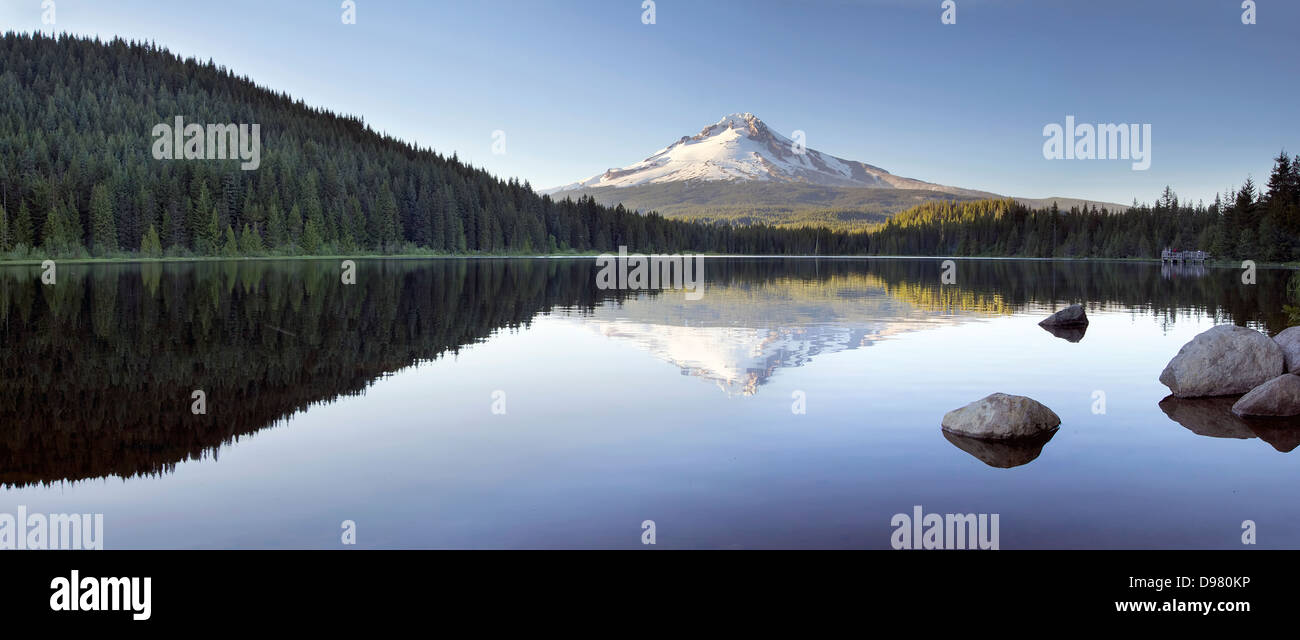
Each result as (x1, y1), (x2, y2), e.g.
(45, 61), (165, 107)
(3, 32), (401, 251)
(1, 33), (1297, 262)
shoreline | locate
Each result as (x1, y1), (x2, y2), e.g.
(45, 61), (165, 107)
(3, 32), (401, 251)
(0, 254), (1296, 269)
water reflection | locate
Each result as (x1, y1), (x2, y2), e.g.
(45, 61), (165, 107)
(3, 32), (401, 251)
(1039, 323), (1088, 343)
(1161, 262), (1209, 280)
(943, 429), (1059, 468)
(1158, 396), (1256, 439)
(1159, 395), (1300, 452)
(0, 257), (1296, 487)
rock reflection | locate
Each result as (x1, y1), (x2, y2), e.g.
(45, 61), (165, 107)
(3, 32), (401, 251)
(1157, 396), (1256, 439)
(1039, 323), (1088, 343)
(1158, 395), (1300, 451)
(942, 428), (1058, 468)
(1247, 420), (1300, 453)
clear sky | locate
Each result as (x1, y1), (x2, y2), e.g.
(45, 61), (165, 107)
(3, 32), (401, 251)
(4, 0), (1297, 205)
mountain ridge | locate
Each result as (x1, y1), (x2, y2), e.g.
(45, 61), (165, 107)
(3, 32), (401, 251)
(546, 113), (1126, 226)
(546, 112), (993, 198)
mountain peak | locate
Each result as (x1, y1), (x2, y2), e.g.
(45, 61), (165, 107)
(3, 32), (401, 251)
(713, 112), (762, 127)
(701, 112), (771, 141)
(545, 113), (984, 197)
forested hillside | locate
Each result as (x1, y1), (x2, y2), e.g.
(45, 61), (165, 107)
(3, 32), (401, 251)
(0, 33), (1295, 262)
(0, 32), (818, 258)
(870, 164), (1299, 260)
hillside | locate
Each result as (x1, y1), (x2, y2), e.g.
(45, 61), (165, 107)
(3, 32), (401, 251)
(0, 32), (808, 258)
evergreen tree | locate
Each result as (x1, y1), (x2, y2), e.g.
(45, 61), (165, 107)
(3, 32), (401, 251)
(221, 225), (239, 257)
(13, 201), (33, 248)
(442, 190), (464, 252)
(239, 223), (264, 255)
(198, 209), (220, 255)
(266, 202), (286, 248)
(191, 184), (213, 249)
(375, 184), (400, 250)
(300, 215), (323, 255)
(140, 224), (163, 257)
(0, 203), (9, 252)
(89, 183), (118, 255)
(42, 199), (83, 255)
(288, 203), (304, 245)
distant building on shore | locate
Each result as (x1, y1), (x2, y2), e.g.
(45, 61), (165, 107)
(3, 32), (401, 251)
(1161, 249), (1209, 263)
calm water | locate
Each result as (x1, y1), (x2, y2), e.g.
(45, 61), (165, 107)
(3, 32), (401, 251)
(2, 258), (1298, 549)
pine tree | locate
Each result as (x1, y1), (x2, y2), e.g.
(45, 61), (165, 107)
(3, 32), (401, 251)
(13, 200), (33, 248)
(191, 183), (213, 251)
(42, 202), (64, 254)
(198, 209), (220, 255)
(336, 197), (356, 252)
(140, 224), (163, 257)
(1266, 151), (1292, 204)
(239, 223), (264, 255)
(441, 190), (463, 253)
(266, 202), (286, 248)
(288, 203), (303, 245)
(301, 172), (324, 244)
(0, 203), (9, 252)
(61, 199), (84, 254)
(221, 225), (239, 257)
(376, 184), (400, 251)
(300, 215), (323, 254)
(1237, 227), (1258, 259)
(89, 183), (118, 255)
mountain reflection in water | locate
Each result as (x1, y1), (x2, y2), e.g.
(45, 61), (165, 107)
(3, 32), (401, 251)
(0, 257), (1295, 487)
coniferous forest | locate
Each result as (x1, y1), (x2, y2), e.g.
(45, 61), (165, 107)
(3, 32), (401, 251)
(0, 32), (1296, 262)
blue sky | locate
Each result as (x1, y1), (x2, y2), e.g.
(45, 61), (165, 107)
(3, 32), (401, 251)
(4, 0), (1297, 205)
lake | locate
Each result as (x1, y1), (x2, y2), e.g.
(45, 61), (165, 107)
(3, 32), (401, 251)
(1, 257), (1298, 549)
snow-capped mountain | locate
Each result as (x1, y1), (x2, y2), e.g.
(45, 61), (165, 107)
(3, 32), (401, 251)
(547, 112), (986, 197)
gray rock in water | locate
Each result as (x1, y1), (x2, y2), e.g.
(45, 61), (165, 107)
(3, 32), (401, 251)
(943, 429), (1057, 468)
(941, 393), (1061, 439)
(1274, 326), (1300, 374)
(1232, 374), (1300, 417)
(1039, 304), (1088, 327)
(1158, 325), (1284, 398)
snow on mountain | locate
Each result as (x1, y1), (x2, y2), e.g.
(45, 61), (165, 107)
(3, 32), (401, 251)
(546, 112), (978, 196)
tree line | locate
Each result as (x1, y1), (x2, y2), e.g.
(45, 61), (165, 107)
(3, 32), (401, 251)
(0, 32), (1295, 262)
(868, 153), (1299, 261)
